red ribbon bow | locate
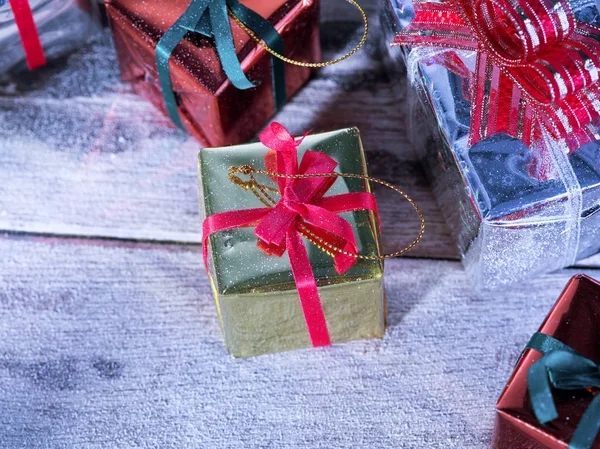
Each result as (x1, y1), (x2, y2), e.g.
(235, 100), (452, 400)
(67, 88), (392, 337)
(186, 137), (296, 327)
(395, 0), (600, 163)
(9, 0), (46, 70)
(202, 123), (380, 347)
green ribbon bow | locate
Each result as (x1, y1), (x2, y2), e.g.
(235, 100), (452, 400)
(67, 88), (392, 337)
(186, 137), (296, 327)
(527, 332), (600, 449)
(155, 0), (286, 129)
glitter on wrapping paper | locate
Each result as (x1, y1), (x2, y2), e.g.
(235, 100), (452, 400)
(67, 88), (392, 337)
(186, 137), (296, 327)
(0, 30), (206, 242)
(105, 0), (321, 148)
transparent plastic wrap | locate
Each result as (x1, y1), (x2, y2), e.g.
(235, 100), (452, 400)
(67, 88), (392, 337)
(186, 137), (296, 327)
(382, 0), (600, 290)
(0, 0), (101, 80)
(379, 0), (409, 79)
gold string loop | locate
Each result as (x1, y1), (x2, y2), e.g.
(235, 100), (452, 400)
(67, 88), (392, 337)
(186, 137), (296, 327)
(228, 164), (425, 260)
(229, 0), (369, 68)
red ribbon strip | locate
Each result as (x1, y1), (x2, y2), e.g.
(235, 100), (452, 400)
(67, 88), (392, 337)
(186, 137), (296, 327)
(202, 122), (381, 348)
(394, 0), (600, 164)
(9, 0), (46, 70)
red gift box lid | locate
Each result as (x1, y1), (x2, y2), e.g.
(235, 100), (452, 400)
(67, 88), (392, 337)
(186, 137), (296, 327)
(496, 274), (600, 449)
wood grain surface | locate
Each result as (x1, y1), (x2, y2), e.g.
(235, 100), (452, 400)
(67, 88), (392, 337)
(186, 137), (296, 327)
(0, 2), (456, 260)
(1, 234), (598, 449)
(2, 1), (600, 448)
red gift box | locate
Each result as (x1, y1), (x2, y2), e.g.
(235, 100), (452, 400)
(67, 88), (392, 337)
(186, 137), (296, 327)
(105, 0), (320, 147)
(493, 274), (600, 449)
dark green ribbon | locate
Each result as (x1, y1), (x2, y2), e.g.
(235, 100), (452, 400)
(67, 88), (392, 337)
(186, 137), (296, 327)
(155, 0), (286, 129)
(527, 332), (600, 449)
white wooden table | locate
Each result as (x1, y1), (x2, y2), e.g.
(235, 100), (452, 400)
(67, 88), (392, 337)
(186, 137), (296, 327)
(2, 2), (599, 447)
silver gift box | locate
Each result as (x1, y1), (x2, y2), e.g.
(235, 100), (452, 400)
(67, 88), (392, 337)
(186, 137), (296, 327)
(381, 0), (600, 290)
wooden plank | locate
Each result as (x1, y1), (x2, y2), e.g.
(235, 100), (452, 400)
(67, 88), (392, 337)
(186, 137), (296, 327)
(0, 233), (596, 448)
(0, 6), (458, 260)
(3, 1), (597, 268)
(575, 253), (600, 267)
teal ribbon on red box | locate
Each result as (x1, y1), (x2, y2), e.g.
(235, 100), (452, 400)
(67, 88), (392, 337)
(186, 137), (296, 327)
(8, 0), (47, 70)
(527, 332), (600, 449)
(155, 0), (286, 129)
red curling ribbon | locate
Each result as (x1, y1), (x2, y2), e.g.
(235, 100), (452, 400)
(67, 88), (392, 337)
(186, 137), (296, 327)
(9, 0), (46, 70)
(394, 0), (600, 161)
(202, 122), (381, 348)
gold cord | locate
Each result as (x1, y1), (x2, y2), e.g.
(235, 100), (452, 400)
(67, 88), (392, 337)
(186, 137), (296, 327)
(229, 0), (369, 68)
(229, 165), (425, 260)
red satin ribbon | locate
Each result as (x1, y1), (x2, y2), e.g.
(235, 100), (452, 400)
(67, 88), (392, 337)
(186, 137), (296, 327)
(9, 0), (46, 70)
(394, 0), (600, 161)
(202, 122), (381, 348)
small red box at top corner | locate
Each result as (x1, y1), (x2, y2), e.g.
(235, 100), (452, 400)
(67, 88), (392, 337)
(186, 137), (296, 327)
(105, 0), (321, 147)
(493, 274), (600, 449)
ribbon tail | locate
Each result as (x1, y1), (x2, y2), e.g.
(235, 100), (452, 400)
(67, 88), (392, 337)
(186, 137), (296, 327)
(208, 0), (255, 90)
(527, 353), (560, 425)
(156, 0), (212, 128)
(9, 0), (46, 70)
(570, 393), (600, 449)
(286, 230), (331, 347)
(468, 51), (486, 146)
(228, 0), (286, 111)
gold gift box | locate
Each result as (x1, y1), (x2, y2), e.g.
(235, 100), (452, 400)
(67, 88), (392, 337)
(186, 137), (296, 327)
(199, 128), (385, 357)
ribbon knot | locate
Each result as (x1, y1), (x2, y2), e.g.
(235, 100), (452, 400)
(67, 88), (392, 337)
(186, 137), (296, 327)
(281, 186), (302, 210)
(526, 333), (600, 449)
(255, 124), (363, 275)
(395, 0), (600, 153)
(202, 123), (381, 348)
(457, 0), (593, 104)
